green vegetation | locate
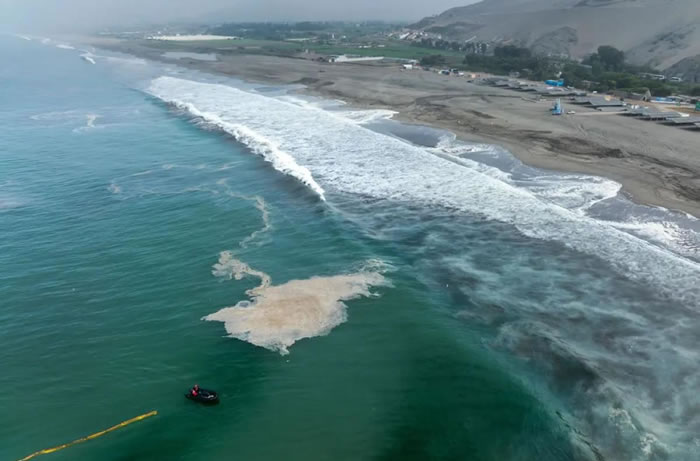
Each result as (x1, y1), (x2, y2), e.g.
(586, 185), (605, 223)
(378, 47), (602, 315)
(459, 44), (699, 98)
(207, 21), (399, 43)
(411, 37), (489, 55)
(584, 45), (626, 72)
(146, 24), (700, 98)
(193, 22), (466, 60)
(144, 35), (461, 61)
(494, 45), (532, 59)
(419, 54), (447, 67)
(462, 51), (556, 81)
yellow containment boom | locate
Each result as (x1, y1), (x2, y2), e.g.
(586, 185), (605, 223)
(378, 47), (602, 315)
(17, 410), (158, 461)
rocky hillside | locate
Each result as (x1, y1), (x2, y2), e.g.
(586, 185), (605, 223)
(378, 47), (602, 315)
(412, 0), (700, 79)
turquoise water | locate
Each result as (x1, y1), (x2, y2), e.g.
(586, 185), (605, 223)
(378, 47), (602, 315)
(2, 37), (699, 461)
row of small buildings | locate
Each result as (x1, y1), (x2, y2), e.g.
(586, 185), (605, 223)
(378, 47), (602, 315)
(566, 98), (700, 128)
(484, 78), (700, 131)
(487, 78), (587, 97)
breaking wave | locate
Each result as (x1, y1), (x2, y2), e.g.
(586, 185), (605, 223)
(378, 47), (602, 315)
(277, 94), (397, 124)
(146, 76), (700, 304)
(144, 75), (700, 458)
(206, 252), (387, 354)
(432, 138), (700, 262)
(80, 53), (96, 65)
(147, 82), (325, 200)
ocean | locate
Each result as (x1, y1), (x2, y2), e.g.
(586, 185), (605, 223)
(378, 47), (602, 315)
(1, 35), (699, 461)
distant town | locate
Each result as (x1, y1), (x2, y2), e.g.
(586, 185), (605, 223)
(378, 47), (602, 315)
(99, 20), (700, 105)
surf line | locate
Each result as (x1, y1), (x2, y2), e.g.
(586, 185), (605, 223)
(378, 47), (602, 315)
(17, 410), (158, 461)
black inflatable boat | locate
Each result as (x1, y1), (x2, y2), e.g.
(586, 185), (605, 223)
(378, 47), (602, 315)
(185, 388), (219, 404)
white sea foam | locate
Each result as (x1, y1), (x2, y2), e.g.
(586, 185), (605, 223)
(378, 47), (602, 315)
(276, 94), (396, 125)
(336, 109), (398, 125)
(31, 110), (105, 133)
(108, 182), (122, 194)
(56, 44), (75, 50)
(608, 407), (668, 458)
(206, 252), (386, 354)
(432, 138), (700, 262)
(276, 95), (344, 110)
(80, 53), (96, 65)
(30, 110), (83, 121)
(215, 178), (272, 248)
(146, 76), (700, 306)
(608, 219), (699, 260)
(146, 88), (325, 200)
(240, 196), (271, 247)
(72, 113), (100, 133)
(433, 139), (622, 212)
(524, 175), (622, 213)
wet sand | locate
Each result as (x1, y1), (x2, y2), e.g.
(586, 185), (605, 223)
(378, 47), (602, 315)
(95, 39), (700, 216)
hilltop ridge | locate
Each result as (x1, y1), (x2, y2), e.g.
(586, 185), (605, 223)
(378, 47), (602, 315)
(411, 0), (700, 80)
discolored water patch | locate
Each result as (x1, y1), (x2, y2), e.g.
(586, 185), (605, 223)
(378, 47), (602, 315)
(205, 252), (388, 354)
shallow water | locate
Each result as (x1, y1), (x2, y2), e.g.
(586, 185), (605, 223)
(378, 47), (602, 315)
(163, 52), (218, 62)
(1, 36), (699, 461)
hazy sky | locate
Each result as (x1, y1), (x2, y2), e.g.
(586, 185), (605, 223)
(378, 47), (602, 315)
(1, 0), (479, 32)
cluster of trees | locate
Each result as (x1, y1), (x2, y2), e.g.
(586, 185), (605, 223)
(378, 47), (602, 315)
(583, 45), (626, 72)
(411, 37), (488, 54)
(564, 46), (676, 95)
(456, 43), (698, 97)
(493, 45), (532, 59)
(419, 54), (447, 67)
(417, 45), (557, 81)
(463, 45), (558, 81)
(561, 46), (698, 96)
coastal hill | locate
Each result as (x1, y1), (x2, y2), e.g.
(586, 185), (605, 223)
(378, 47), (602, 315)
(411, 0), (700, 80)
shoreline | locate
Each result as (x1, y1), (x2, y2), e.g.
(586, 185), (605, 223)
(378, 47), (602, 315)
(91, 38), (700, 216)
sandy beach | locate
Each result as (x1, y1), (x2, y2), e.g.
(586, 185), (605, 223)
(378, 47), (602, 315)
(96, 39), (700, 216)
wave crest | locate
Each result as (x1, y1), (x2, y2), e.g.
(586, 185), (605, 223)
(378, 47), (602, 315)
(147, 78), (325, 200)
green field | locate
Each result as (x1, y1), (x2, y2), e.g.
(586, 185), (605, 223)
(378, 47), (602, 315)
(140, 38), (464, 61)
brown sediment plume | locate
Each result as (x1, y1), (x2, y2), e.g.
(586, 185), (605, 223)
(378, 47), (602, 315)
(206, 252), (387, 354)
